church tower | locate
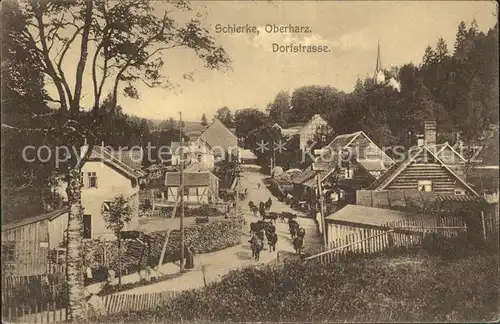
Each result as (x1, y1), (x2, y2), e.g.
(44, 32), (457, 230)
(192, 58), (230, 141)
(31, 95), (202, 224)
(373, 40), (385, 84)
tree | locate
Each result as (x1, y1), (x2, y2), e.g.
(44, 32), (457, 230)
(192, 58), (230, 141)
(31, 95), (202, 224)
(0, 0), (61, 222)
(267, 90), (290, 125)
(234, 108), (267, 139)
(102, 194), (133, 287)
(289, 85), (343, 123)
(435, 37), (449, 62)
(201, 113), (208, 126)
(5, 0), (230, 320)
(214, 106), (234, 127)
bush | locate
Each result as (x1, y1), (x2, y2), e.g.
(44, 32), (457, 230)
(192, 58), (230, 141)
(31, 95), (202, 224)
(96, 255), (499, 323)
(422, 232), (470, 260)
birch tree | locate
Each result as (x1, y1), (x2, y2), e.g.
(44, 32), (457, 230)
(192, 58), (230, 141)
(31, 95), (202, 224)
(2, 0), (229, 320)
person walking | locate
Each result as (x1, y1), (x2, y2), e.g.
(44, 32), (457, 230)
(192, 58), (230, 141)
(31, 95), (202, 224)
(257, 183), (261, 189)
(185, 244), (195, 270)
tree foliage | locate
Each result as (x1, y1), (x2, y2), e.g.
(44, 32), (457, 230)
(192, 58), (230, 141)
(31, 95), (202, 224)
(214, 106), (234, 128)
(201, 113), (208, 126)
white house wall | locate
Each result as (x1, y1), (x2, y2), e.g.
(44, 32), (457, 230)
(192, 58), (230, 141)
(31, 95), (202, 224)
(55, 161), (139, 240)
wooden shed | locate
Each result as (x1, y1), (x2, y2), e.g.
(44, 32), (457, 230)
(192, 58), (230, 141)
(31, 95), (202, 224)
(1, 207), (69, 276)
(325, 204), (407, 245)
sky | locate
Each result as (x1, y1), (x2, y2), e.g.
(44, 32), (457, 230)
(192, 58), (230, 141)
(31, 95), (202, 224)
(47, 1), (498, 122)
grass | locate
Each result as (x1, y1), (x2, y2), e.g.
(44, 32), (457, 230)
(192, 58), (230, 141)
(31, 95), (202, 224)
(93, 250), (499, 323)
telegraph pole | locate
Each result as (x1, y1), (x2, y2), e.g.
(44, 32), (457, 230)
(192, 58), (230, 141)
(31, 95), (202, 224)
(234, 156), (242, 219)
(316, 174), (328, 247)
(179, 111), (185, 272)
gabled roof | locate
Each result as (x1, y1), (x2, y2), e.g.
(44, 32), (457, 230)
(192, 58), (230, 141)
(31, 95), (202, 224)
(2, 207), (69, 231)
(432, 142), (467, 164)
(292, 165), (315, 184)
(325, 204), (406, 227)
(165, 171), (213, 187)
(111, 149), (145, 173)
(326, 131), (394, 165)
(199, 118), (238, 150)
(88, 146), (142, 180)
(366, 145), (479, 196)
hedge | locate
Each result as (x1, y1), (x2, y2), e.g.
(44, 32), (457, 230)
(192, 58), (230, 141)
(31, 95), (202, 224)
(96, 253), (499, 323)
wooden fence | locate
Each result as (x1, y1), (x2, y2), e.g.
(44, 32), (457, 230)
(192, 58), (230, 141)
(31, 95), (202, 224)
(102, 290), (180, 314)
(2, 290), (181, 323)
(308, 216), (467, 264)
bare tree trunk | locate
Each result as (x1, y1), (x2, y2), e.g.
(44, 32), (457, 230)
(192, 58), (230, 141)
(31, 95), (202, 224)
(65, 168), (86, 321)
(118, 236), (122, 287)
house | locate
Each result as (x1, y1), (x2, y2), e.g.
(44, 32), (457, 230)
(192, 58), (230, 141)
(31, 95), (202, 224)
(366, 145), (479, 197)
(199, 119), (239, 158)
(324, 130), (395, 177)
(298, 114), (331, 150)
(431, 142), (467, 180)
(56, 144), (141, 240)
(1, 207), (69, 276)
(147, 162), (219, 204)
(290, 130), (395, 208)
(110, 147), (148, 184)
(170, 138), (215, 171)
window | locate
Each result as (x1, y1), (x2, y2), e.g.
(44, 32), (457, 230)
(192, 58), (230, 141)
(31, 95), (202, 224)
(418, 180), (432, 192)
(454, 189), (466, 195)
(87, 172), (97, 188)
(345, 168), (354, 179)
(197, 154), (203, 162)
(183, 187), (189, 195)
(2, 241), (15, 262)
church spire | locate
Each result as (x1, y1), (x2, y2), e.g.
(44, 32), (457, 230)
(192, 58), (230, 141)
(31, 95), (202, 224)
(374, 39), (382, 76)
(374, 39), (385, 84)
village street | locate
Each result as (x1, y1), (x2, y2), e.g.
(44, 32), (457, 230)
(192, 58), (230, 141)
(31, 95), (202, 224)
(109, 168), (322, 295)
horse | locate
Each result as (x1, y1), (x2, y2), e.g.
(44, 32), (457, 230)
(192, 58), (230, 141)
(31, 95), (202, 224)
(249, 221), (263, 234)
(266, 231), (278, 252)
(288, 220), (299, 239)
(281, 212), (297, 223)
(297, 227), (306, 239)
(265, 197), (272, 211)
(259, 202), (266, 215)
(292, 235), (304, 255)
(250, 234), (263, 261)
(263, 212), (278, 223)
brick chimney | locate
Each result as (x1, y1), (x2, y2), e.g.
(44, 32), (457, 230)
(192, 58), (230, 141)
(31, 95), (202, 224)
(423, 120), (436, 147)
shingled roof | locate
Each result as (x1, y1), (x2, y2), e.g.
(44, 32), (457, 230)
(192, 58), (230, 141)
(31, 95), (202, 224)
(88, 146), (143, 180)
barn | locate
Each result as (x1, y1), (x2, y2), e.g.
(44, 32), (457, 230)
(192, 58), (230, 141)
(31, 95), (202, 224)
(1, 207), (69, 276)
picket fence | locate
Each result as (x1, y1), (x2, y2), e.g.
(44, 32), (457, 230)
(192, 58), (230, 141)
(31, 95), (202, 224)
(307, 216), (467, 264)
(2, 290), (181, 323)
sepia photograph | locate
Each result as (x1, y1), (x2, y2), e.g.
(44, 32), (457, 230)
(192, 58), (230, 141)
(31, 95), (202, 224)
(1, 0), (499, 323)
